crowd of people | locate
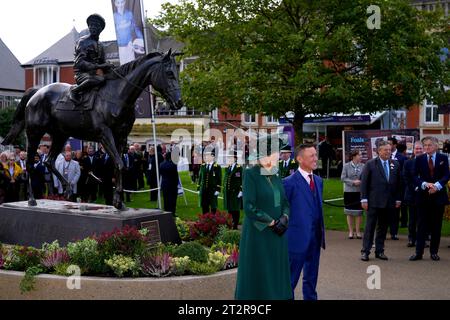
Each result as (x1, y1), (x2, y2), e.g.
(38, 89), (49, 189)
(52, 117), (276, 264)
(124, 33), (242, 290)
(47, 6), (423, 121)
(0, 142), (172, 207)
(340, 137), (450, 262)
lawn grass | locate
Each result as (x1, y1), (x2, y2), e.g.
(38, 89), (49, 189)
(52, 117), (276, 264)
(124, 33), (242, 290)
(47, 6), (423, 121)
(102, 171), (450, 237)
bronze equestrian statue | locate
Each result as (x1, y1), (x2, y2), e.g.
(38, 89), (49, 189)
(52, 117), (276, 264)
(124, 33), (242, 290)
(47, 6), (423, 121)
(1, 15), (183, 211)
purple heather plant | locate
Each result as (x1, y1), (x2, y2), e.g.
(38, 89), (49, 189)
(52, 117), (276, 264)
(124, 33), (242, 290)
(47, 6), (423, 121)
(41, 249), (70, 269)
(141, 253), (172, 277)
(225, 246), (239, 269)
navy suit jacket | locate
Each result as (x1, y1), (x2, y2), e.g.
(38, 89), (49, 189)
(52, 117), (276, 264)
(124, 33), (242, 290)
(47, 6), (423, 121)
(283, 171), (326, 254)
(413, 153), (449, 205)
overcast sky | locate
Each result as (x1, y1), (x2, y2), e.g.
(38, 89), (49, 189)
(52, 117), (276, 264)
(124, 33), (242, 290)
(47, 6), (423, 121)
(0, 0), (178, 64)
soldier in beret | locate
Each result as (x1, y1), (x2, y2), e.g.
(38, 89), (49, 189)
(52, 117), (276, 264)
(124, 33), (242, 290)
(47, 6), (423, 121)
(279, 145), (298, 179)
(198, 150), (222, 214)
(223, 154), (243, 229)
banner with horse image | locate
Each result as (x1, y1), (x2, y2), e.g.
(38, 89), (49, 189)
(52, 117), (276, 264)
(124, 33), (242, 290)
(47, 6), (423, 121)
(111, 0), (151, 118)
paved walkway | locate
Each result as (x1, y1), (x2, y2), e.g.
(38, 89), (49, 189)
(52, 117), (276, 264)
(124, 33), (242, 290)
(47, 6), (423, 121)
(294, 230), (450, 300)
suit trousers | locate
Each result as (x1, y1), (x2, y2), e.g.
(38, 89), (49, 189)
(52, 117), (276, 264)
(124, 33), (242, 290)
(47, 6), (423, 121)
(389, 207), (400, 237)
(163, 187), (178, 216)
(416, 201), (445, 255)
(362, 207), (391, 255)
(201, 194), (217, 214)
(407, 204), (418, 244)
(289, 231), (321, 301)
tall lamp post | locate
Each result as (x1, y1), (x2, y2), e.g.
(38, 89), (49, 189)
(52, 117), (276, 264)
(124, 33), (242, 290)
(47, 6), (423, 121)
(141, 2), (162, 209)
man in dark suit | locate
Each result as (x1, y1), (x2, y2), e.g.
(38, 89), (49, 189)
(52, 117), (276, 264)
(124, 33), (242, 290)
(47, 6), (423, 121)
(223, 155), (243, 229)
(360, 140), (402, 261)
(402, 141), (423, 247)
(98, 151), (115, 206)
(387, 137), (408, 240)
(159, 152), (179, 216)
(81, 146), (100, 203)
(197, 150), (222, 214)
(410, 136), (449, 261)
(122, 146), (136, 202)
(278, 145), (298, 179)
(283, 144), (325, 300)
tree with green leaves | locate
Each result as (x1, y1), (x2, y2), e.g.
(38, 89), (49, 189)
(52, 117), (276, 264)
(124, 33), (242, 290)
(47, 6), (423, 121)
(154, 0), (449, 143)
(0, 106), (25, 147)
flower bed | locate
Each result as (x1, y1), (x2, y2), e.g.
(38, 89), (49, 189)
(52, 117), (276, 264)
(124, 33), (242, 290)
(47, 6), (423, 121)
(0, 214), (241, 296)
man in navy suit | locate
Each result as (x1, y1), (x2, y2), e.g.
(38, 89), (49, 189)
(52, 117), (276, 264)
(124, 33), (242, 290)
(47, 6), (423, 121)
(283, 144), (325, 300)
(387, 137), (408, 239)
(360, 140), (402, 261)
(410, 136), (449, 261)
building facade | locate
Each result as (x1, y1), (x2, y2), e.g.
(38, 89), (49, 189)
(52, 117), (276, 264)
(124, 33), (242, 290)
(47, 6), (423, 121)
(0, 38), (24, 109)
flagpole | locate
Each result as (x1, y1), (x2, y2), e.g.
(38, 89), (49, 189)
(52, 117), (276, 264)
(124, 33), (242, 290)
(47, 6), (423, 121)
(141, 0), (162, 209)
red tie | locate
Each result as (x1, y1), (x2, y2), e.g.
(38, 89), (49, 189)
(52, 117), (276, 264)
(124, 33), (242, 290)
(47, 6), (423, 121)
(428, 155), (434, 177)
(309, 174), (315, 192)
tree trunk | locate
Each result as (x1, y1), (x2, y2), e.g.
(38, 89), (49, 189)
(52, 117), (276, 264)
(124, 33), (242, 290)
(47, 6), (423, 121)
(293, 111), (305, 146)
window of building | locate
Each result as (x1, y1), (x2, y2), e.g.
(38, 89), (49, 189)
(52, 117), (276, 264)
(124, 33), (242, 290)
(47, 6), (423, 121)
(0, 95), (21, 110)
(424, 99), (439, 123)
(243, 113), (257, 124)
(265, 115), (278, 124)
(33, 62), (60, 87)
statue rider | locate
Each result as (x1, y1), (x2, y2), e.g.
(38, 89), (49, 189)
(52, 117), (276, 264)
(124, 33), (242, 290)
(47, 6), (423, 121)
(70, 14), (114, 104)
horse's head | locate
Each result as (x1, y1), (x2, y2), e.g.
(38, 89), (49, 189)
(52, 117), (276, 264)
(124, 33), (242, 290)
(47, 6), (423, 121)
(151, 49), (184, 110)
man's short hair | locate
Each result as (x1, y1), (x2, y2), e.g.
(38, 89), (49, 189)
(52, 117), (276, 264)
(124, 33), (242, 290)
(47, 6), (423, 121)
(397, 143), (407, 153)
(295, 143), (316, 157)
(377, 140), (390, 150)
(387, 137), (398, 145)
(421, 136), (438, 145)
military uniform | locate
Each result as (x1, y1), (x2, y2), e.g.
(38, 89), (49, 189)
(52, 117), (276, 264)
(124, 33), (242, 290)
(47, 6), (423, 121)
(278, 158), (298, 179)
(198, 162), (222, 214)
(223, 163), (243, 229)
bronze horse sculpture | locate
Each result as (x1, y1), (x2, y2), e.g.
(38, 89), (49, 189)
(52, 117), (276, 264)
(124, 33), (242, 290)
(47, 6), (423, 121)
(1, 50), (183, 210)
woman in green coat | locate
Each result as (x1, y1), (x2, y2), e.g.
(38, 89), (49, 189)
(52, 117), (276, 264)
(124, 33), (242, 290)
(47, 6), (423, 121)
(235, 135), (292, 300)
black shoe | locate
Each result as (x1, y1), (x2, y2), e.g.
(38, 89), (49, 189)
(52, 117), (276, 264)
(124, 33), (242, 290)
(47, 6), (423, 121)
(430, 254), (440, 261)
(375, 253), (389, 260)
(391, 235), (399, 240)
(409, 254), (423, 261)
(407, 241), (415, 248)
(361, 253), (369, 261)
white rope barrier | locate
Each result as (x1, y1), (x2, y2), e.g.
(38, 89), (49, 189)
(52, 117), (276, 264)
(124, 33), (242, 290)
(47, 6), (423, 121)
(122, 188), (160, 194)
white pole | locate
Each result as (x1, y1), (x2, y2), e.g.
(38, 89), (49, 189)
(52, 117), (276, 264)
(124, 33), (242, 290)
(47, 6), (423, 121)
(141, 0), (162, 209)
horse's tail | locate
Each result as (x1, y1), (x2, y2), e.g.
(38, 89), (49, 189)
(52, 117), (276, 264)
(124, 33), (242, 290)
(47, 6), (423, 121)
(1, 87), (39, 146)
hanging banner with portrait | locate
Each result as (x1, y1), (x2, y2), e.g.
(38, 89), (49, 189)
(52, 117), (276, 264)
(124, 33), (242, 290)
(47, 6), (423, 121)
(111, 0), (151, 118)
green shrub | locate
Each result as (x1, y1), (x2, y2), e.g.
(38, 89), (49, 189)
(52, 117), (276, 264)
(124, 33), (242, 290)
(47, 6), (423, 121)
(53, 263), (73, 276)
(20, 266), (43, 294)
(176, 218), (191, 241)
(2, 246), (42, 271)
(105, 254), (139, 278)
(207, 251), (229, 271)
(41, 240), (61, 252)
(67, 238), (106, 274)
(173, 241), (208, 263)
(215, 229), (241, 246)
(187, 261), (218, 275)
(96, 225), (149, 258)
(171, 256), (190, 276)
